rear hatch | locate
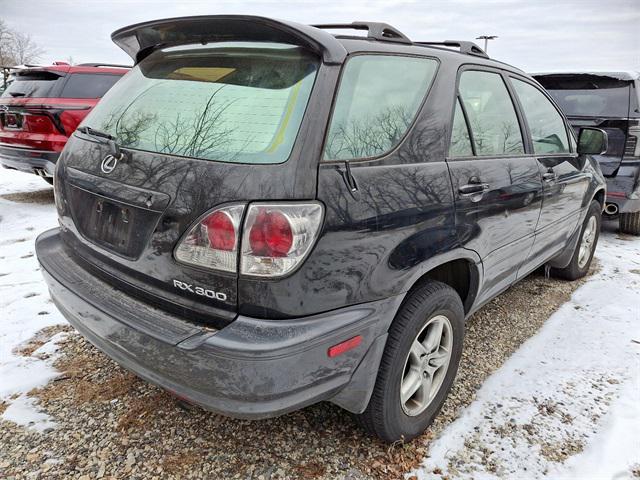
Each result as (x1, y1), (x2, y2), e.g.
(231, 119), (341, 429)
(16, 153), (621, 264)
(0, 69), (72, 151)
(55, 39), (324, 327)
(534, 73), (634, 176)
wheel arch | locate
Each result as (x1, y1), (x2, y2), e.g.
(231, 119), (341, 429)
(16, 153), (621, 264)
(401, 250), (482, 316)
(593, 188), (605, 210)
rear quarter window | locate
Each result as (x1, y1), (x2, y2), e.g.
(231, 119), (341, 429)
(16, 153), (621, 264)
(1, 71), (64, 98)
(323, 55), (438, 161)
(60, 73), (122, 99)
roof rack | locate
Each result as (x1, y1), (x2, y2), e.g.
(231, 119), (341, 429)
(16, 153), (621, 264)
(77, 63), (132, 68)
(415, 40), (489, 58)
(312, 21), (412, 45)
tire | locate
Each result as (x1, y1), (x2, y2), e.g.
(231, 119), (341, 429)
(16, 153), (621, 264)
(42, 177), (54, 185)
(619, 211), (640, 235)
(356, 280), (464, 443)
(551, 200), (601, 280)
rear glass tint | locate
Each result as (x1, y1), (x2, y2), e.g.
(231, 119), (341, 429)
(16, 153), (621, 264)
(1, 71), (63, 98)
(536, 75), (631, 118)
(82, 42), (318, 164)
(323, 55), (438, 160)
(60, 73), (122, 98)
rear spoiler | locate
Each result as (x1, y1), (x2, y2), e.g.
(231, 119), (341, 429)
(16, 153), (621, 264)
(111, 15), (348, 65)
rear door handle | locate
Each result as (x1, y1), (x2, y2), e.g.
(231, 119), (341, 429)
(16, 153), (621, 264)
(542, 171), (557, 182)
(459, 183), (490, 196)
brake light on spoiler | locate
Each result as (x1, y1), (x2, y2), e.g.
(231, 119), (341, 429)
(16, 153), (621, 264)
(175, 202), (323, 277)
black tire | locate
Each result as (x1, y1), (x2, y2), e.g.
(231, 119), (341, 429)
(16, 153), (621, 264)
(551, 200), (601, 280)
(42, 176), (54, 185)
(619, 211), (640, 235)
(356, 280), (464, 443)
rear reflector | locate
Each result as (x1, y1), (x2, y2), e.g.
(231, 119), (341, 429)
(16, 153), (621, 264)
(328, 335), (363, 358)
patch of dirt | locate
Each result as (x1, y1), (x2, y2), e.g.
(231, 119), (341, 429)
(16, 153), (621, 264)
(539, 439), (586, 463)
(0, 188), (54, 204)
(13, 325), (72, 357)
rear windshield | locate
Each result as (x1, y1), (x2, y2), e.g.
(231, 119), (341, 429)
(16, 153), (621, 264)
(1, 71), (63, 98)
(60, 73), (122, 98)
(82, 42), (319, 164)
(536, 75), (631, 118)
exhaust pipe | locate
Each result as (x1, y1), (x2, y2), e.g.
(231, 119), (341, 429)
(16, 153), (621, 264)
(33, 168), (52, 179)
(605, 203), (619, 215)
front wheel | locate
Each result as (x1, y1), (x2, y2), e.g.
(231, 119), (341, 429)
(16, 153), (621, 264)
(551, 200), (601, 280)
(356, 280), (464, 443)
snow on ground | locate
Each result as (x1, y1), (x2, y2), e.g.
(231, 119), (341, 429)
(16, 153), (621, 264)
(0, 169), (67, 431)
(412, 226), (640, 479)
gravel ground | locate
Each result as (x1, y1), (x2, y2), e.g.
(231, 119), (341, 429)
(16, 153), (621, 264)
(0, 256), (593, 480)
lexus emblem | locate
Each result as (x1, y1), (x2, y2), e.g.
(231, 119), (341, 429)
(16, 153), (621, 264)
(101, 154), (118, 174)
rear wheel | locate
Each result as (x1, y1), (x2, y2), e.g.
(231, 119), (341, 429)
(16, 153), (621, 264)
(619, 212), (640, 235)
(551, 200), (601, 280)
(356, 280), (464, 443)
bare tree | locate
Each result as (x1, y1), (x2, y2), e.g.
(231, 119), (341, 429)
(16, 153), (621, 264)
(0, 20), (45, 66)
(0, 20), (14, 65)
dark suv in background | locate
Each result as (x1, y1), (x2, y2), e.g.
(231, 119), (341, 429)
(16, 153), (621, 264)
(534, 72), (640, 234)
(36, 16), (606, 442)
(0, 62), (129, 184)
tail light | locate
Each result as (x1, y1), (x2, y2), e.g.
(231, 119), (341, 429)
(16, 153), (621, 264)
(175, 204), (244, 272)
(241, 203), (323, 277)
(175, 202), (323, 277)
(624, 126), (640, 158)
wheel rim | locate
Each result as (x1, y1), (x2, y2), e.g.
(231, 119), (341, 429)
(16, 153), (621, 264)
(578, 215), (597, 269)
(400, 314), (453, 416)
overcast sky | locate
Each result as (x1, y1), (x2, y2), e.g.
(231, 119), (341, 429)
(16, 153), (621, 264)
(2, 0), (639, 72)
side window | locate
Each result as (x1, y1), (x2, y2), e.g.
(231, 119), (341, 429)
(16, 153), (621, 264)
(458, 70), (524, 156)
(449, 98), (473, 157)
(512, 78), (570, 154)
(61, 73), (122, 99)
(323, 55), (438, 160)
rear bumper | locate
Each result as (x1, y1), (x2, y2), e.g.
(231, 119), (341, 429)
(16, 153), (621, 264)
(605, 162), (640, 213)
(0, 144), (58, 176)
(36, 228), (400, 418)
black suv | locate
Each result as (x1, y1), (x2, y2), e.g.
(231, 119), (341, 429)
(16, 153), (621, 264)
(534, 72), (640, 234)
(36, 16), (607, 442)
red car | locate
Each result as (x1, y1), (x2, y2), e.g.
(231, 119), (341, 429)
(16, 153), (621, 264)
(0, 62), (129, 184)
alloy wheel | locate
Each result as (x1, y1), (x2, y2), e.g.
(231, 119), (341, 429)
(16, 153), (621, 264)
(400, 314), (453, 416)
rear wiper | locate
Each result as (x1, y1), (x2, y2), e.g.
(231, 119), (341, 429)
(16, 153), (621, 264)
(9, 92), (26, 97)
(77, 125), (115, 141)
(77, 125), (123, 159)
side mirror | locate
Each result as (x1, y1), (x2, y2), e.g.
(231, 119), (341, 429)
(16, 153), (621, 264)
(577, 127), (608, 155)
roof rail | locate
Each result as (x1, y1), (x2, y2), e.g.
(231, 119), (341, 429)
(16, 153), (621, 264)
(77, 63), (132, 68)
(415, 40), (489, 58)
(312, 21), (412, 45)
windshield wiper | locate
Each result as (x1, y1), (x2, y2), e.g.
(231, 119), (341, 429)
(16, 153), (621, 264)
(77, 125), (123, 159)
